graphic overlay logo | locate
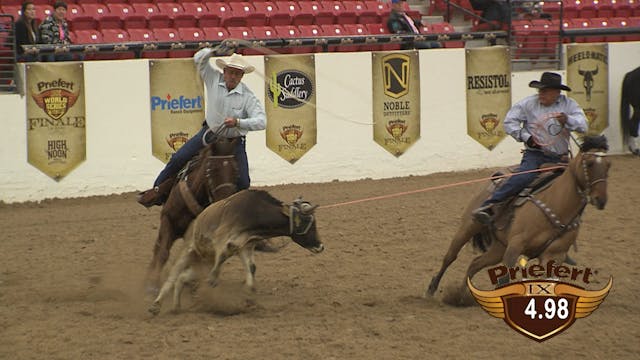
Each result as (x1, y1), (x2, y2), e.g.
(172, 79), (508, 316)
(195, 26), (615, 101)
(382, 53), (410, 99)
(468, 260), (612, 342)
(31, 82), (80, 120)
(267, 70), (313, 109)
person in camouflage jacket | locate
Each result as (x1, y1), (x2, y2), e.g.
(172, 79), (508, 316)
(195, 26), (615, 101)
(38, 1), (73, 61)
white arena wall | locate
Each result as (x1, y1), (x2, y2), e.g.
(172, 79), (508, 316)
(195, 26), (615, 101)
(1, 42), (638, 203)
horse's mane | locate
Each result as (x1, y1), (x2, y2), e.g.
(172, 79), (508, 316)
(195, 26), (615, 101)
(580, 135), (608, 152)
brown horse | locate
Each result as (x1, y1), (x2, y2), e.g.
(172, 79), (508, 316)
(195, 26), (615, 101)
(144, 137), (240, 293)
(425, 135), (610, 301)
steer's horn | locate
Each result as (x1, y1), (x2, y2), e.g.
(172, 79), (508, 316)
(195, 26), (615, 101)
(300, 203), (318, 214)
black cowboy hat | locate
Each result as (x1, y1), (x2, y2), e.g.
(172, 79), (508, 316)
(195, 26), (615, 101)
(528, 72), (571, 91)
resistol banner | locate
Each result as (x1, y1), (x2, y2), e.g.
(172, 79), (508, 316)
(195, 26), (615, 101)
(149, 59), (205, 163)
(26, 62), (86, 181)
(372, 50), (421, 157)
(566, 44), (609, 135)
(265, 54), (317, 164)
(465, 46), (511, 150)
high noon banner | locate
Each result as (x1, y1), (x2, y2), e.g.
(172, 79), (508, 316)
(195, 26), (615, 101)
(372, 50), (420, 157)
(149, 59), (205, 163)
(265, 54), (317, 164)
(566, 44), (608, 135)
(465, 46), (511, 150)
(26, 62), (86, 181)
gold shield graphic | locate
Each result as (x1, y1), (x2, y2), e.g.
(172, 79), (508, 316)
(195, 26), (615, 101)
(382, 53), (410, 99)
(31, 88), (80, 120)
(468, 278), (612, 342)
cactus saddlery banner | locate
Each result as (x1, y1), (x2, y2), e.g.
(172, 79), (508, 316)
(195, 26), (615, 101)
(265, 54), (317, 164)
(465, 46), (511, 150)
(26, 62), (86, 181)
(566, 44), (608, 135)
(149, 59), (205, 163)
(372, 50), (421, 157)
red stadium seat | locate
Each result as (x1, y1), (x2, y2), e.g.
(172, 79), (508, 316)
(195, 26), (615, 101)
(106, 3), (147, 30)
(627, 17), (640, 40)
(73, 29), (103, 44)
(577, 0), (598, 18)
(323, 1), (357, 25)
(343, 1), (379, 24)
(254, 2), (290, 27)
(296, 24), (325, 53)
(66, 3), (96, 31)
(274, 24), (304, 53)
(365, 1), (391, 19)
(594, 0), (615, 18)
(202, 27), (230, 42)
(157, 2), (189, 27)
(364, 23), (401, 50)
(72, 29), (103, 60)
(176, 27), (206, 58)
(100, 29), (136, 59)
(290, 1), (315, 25)
(274, 1), (301, 25)
(206, 2), (232, 27)
(131, 3), (172, 29)
(431, 22), (463, 48)
(127, 28), (155, 42)
(102, 28), (130, 43)
(229, 2), (267, 27)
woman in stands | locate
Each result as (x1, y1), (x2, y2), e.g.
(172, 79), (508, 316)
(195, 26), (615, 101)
(15, 1), (40, 62)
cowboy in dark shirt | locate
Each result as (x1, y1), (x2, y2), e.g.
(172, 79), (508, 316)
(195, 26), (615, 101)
(387, 0), (441, 49)
(621, 66), (640, 155)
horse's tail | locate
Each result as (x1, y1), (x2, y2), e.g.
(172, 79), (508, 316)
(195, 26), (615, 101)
(472, 230), (492, 253)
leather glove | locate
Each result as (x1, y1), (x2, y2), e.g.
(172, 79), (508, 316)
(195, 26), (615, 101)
(526, 136), (540, 149)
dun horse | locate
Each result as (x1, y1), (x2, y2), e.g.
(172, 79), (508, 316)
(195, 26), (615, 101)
(144, 136), (240, 293)
(426, 135), (610, 301)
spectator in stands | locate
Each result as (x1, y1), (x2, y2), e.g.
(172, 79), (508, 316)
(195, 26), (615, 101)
(621, 66), (640, 155)
(39, 1), (73, 61)
(387, 0), (441, 49)
(472, 72), (588, 224)
(470, 0), (510, 31)
(137, 48), (266, 207)
(15, 1), (40, 62)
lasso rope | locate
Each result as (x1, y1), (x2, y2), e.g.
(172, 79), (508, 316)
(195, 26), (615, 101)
(319, 165), (566, 209)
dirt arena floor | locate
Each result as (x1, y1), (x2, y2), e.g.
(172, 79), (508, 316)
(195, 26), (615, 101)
(1, 154), (639, 359)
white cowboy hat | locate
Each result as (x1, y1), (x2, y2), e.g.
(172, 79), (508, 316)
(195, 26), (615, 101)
(215, 53), (255, 74)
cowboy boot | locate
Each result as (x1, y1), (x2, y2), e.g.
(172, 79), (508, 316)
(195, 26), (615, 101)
(137, 176), (176, 208)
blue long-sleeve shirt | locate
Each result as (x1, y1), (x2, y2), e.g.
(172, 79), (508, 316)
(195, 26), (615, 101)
(504, 93), (588, 155)
(194, 48), (266, 138)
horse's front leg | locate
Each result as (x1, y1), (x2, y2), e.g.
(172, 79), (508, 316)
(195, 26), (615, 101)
(145, 214), (177, 293)
(238, 244), (257, 292)
(150, 247), (196, 316)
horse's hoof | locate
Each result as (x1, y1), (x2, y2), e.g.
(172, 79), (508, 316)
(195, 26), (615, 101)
(148, 303), (161, 316)
(144, 285), (159, 299)
(208, 279), (218, 288)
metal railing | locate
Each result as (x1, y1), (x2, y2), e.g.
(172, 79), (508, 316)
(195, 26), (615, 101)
(0, 14), (16, 93)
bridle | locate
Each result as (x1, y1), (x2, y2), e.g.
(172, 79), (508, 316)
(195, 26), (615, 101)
(572, 150), (608, 205)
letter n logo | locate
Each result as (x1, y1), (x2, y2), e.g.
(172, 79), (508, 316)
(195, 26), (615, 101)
(382, 54), (410, 99)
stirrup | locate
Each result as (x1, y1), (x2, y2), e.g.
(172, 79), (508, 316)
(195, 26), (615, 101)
(472, 204), (494, 225)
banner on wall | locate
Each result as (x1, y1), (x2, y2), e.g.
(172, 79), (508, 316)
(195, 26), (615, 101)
(372, 50), (420, 157)
(265, 54), (317, 164)
(149, 59), (205, 163)
(26, 62), (86, 181)
(566, 44), (609, 135)
(465, 46), (511, 150)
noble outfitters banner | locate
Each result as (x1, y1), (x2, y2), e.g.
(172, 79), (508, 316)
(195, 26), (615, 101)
(566, 44), (608, 135)
(465, 46), (511, 150)
(149, 59), (205, 163)
(265, 54), (317, 164)
(26, 63), (86, 181)
(372, 50), (420, 157)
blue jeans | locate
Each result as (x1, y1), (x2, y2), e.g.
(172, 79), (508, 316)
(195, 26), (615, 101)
(154, 125), (250, 190)
(484, 150), (562, 205)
